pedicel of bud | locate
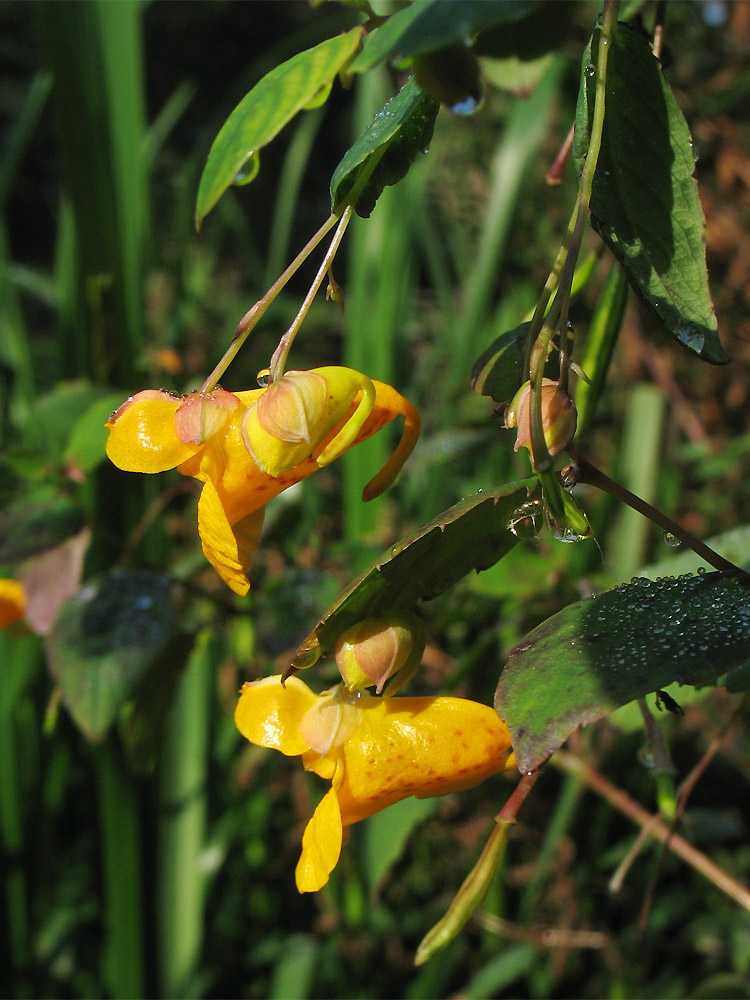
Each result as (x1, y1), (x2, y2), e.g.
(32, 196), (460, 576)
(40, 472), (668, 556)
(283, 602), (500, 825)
(334, 613), (427, 695)
(504, 378), (577, 458)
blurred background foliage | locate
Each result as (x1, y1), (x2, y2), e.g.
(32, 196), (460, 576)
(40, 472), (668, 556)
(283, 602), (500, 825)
(1, 1), (750, 997)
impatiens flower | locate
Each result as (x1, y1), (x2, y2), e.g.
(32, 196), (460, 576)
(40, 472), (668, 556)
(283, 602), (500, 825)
(234, 676), (515, 892)
(0, 579), (26, 630)
(106, 368), (420, 596)
(505, 378), (577, 458)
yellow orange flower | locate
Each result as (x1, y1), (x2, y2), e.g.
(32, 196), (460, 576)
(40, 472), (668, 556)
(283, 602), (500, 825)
(106, 368), (420, 596)
(0, 579), (26, 630)
(235, 676), (515, 892)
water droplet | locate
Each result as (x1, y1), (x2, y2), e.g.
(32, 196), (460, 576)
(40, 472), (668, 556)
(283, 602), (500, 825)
(256, 368), (271, 388)
(234, 151), (260, 186)
(663, 531), (681, 548)
(509, 499), (544, 539)
(585, 63), (596, 78)
(697, 566), (707, 575)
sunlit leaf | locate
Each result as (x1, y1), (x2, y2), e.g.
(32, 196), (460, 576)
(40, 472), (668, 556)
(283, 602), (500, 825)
(195, 27), (361, 227)
(349, 0), (535, 72)
(574, 23), (727, 363)
(286, 479), (535, 674)
(330, 77), (439, 217)
(64, 392), (125, 475)
(47, 569), (173, 742)
(496, 573), (750, 772)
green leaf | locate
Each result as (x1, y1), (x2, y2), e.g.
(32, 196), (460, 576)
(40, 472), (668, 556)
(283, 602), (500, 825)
(412, 43), (484, 114)
(470, 322), (528, 403)
(47, 569), (173, 742)
(195, 27), (361, 227)
(64, 392), (125, 475)
(330, 77), (439, 217)
(0, 495), (87, 564)
(28, 380), (113, 462)
(286, 479), (535, 674)
(496, 573), (750, 772)
(574, 23), (728, 364)
(349, 0), (535, 73)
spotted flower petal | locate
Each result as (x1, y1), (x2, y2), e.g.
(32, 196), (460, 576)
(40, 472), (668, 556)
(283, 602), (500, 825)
(235, 676), (515, 892)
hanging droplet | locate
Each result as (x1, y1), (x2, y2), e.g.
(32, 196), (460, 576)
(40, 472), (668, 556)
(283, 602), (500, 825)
(663, 531), (681, 548)
(544, 505), (586, 544)
(256, 368), (271, 388)
(233, 151), (260, 186)
(585, 63), (596, 79)
(508, 499), (544, 539)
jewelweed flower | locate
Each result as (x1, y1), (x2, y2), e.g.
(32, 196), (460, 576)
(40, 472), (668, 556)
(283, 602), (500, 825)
(235, 676), (515, 892)
(106, 368), (420, 596)
(0, 579), (26, 630)
(505, 378), (577, 457)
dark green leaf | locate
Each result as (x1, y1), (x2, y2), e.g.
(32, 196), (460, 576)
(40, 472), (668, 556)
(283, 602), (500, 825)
(330, 77), (439, 217)
(470, 323), (528, 403)
(349, 0), (535, 72)
(496, 573), (750, 772)
(29, 381), (113, 462)
(286, 479), (535, 674)
(195, 27), (361, 227)
(0, 495), (86, 563)
(412, 43), (484, 114)
(47, 569), (173, 742)
(574, 23), (728, 363)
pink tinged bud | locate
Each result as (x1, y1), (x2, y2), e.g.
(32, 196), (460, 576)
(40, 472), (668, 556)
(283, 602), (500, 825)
(297, 691), (363, 755)
(241, 371), (329, 475)
(174, 388), (241, 445)
(335, 616), (422, 694)
(505, 379), (577, 457)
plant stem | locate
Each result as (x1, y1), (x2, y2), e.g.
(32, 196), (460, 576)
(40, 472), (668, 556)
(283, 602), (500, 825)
(269, 205), (353, 380)
(526, 0), (619, 472)
(200, 212), (339, 392)
(568, 448), (747, 577)
(552, 749), (750, 911)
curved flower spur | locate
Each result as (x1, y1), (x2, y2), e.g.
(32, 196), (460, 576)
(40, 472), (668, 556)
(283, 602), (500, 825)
(106, 367), (420, 595)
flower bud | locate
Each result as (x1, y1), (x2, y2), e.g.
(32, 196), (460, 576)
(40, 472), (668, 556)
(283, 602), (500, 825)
(174, 387), (241, 445)
(334, 614), (426, 694)
(505, 379), (576, 457)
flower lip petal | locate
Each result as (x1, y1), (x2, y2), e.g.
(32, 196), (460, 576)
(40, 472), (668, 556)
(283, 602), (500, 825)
(106, 389), (195, 473)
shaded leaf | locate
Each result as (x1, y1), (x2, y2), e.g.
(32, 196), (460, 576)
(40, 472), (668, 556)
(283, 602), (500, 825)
(47, 569), (173, 742)
(286, 479), (535, 674)
(330, 77), (438, 217)
(471, 323), (529, 403)
(195, 27), (361, 227)
(496, 573), (750, 772)
(412, 43), (484, 114)
(349, 0), (535, 72)
(29, 381), (114, 462)
(0, 495), (86, 563)
(574, 23), (727, 363)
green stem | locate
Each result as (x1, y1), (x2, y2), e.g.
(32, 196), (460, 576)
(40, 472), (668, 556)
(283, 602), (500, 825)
(269, 205), (353, 380)
(200, 212), (339, 391)
(526, 0), (619, 472)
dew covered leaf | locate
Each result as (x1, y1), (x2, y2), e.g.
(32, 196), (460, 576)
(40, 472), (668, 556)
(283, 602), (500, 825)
(47, 569), (174, 742)
(574, 23), (727, 363)
(349, 0), (535, 72)
(330, 77), (439, 217)
(495, 573), (750, 772)
(195, 27), (361, 227)
(286, 479), (536, 674)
